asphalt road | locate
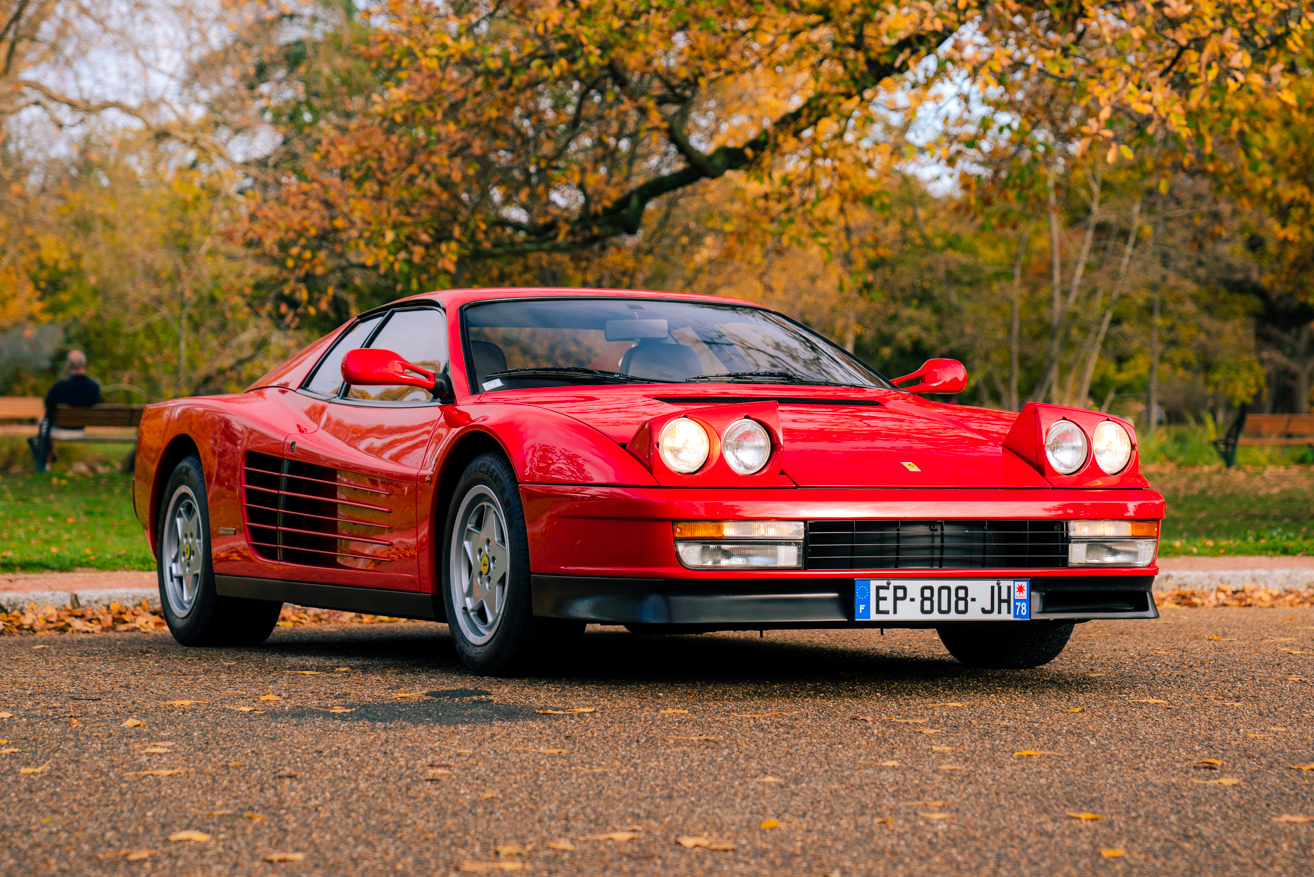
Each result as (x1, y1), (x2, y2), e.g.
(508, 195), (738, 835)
(2, 610), (1313, 876)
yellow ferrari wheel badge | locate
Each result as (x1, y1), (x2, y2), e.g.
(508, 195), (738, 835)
(480, 555), (490, 575)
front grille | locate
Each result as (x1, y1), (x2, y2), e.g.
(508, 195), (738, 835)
(806, 520), (1068, 570)
(243, 452), (395, 569)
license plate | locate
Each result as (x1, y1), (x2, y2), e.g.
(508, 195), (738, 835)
(854, 579), (1030, 621)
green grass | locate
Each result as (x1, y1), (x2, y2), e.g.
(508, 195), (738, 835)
(0, 472), (154, 572)
(1152, 466), (1314, 557)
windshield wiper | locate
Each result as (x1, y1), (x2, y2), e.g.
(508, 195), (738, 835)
(483, 367), (661, 385)
(685, 371), (844, 385)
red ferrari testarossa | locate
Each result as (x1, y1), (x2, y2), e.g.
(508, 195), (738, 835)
(133, 288), (1164, 674)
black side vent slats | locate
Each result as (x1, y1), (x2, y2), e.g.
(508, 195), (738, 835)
(243, 451), (394, 568)
(806, 520), (1069, 571)
(653, 396), (884, 407)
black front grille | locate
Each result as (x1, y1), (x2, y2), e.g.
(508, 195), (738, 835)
(806, 520), (1068, 570)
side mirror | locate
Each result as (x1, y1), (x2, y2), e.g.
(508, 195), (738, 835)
(892, 358), (967, 394)
(341, 348), (451, 398)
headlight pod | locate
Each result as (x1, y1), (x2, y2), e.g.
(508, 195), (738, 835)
(722, 418), (771, 474)
(1045, 420), (1089, 475)
(1092, 421), (1133, 474)
(658, 417), (710, 473)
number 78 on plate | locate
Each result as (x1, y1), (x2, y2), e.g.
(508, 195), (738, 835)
(854, 579), (1031, 621)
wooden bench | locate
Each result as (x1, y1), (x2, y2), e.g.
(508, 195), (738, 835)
(1213, 411), (1314, 467)
(0, 396), (45, 423)
(29, 403), (145, 473)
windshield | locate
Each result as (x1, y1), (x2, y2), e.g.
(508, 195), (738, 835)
(462, 298), (889, 392)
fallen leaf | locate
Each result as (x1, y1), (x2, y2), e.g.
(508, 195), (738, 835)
(141, 747), (173, 754)
(1064, 708), (1085, 713)
(546, 840), (575, 851)
(760, 819), (779, 830)
(890, 719), (927, 724)
(100, 850), (157, 861)
(318, 707), (354, 714)
(873, 817), (894, 825)
(457, 862), (525, 872)
(1067, 812), (1102, 821)
(919, 813), (951, 820)
(519, 748), (566, 755)
(164, 700), (205, 707)
(1194, 759), (1223, 766)
(195, 809), (234, 816)
(914, 729), (944, 735)
(1272, 814), (1314, 824)
(335, 667), (351, 672)
(660, 709), (688, 715)
(938, 765), (966, 771)
(857, 760), (900, 767)
(1283, 650), (1310, 655)
(494, 844), (529, 856)
(478, 792), (500, 799)
(755, 775), (783, 783)
(226, 706), (257, 713)
(120, 719), (144, 728)
(1013, 750), (1061, 757)
(227, 762), (245, 767)
(125, 769), (184, 778)
(580, 831), (639, 842)
(393, 693), (418, 699)
(677, 836), (735, 850)
(1130, 699), (1169, 704)
(1289, 764), (1314, 771)
(168, 830), (211, 842)
(286, 670), (322, 675)
(0, 713), (11, 719)
(1194, 778), (1241, 785)
(536, 708), (595, 715)
(245, 812), (267, 820)
(264, 853), (305, 863)
(1101, 848), (1125, 859)
(0, 748), (18, 754)
(930, 746), (957, 752)
(260, 695), (282, 701)
(19, 760), (50, 774)
(276, 771), (297, 778)
(930, 702), (966, 707)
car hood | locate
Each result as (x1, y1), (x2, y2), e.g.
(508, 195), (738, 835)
(491, 387), (1049, 488)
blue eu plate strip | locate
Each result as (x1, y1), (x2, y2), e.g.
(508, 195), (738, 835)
(855, 579), (872, 620)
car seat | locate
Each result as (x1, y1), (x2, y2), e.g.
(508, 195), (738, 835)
(620, 340), (703, 382)
(470, 340), (508, 385)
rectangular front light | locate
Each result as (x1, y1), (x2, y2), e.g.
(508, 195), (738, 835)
(673, 520), (805, 540)
(1068, 539), (1158, 567)
(675, 542), (802, 569)
(1069, 520), (1160, 539)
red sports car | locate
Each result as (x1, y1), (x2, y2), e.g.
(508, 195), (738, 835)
(133, 288), (1164, 675)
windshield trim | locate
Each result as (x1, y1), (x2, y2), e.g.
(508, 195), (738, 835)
(457, 295), (894, 394)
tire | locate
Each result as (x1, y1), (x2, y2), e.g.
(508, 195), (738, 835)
(158, 455), (282, 647)
(937, 622), (1074, 669)
(442, 452), (583, 675)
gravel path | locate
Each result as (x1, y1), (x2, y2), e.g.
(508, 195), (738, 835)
(2, 613), (1312, 876)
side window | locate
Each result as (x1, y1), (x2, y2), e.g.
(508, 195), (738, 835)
(303, 315), (383, 397)
(345, 307), (449, 403)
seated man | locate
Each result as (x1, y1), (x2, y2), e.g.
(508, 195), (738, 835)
(28, 350), (101, 472)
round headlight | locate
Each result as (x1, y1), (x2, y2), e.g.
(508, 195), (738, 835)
(658, 418), (710, 474)
(1092, 420), (1132, 474)
(722, 418), (772, 475)
(1044, 420), (1089, 475)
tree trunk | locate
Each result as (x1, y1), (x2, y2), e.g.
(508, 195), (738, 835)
(1045, 163), (1062, 401)
(1147, 281), (1160, 427)
(1295, 322), (1313, 414)
(1009, 221), (1033, 411)
(1077, 197), (1142, 406)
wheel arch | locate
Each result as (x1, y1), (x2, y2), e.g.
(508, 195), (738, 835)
(150, 434), (202, 553)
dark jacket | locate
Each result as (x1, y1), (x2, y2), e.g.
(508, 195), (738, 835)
(44, 374), (101, 421)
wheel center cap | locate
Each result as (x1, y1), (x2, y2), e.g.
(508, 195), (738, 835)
(479, 555), (489, 576)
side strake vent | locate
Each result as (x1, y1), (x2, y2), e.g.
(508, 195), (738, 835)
(243, 451), (394, 569)
(654, 396), (884, 407)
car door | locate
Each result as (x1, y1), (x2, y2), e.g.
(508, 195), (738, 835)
(273, 305), (450, 593)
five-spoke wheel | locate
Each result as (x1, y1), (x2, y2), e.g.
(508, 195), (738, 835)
(449, 485), (511, 645)
(162, 484), (204, 618)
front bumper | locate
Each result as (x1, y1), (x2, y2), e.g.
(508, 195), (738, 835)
(532, 573), (1158, 627)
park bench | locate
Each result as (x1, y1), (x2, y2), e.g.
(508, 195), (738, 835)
(1213, 411), (1314, 467)
(25, 401), (145, 473)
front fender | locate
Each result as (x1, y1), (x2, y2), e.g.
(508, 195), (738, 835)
(442, 403), (659, 487)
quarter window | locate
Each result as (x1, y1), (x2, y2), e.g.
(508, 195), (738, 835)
(302, 315), (383, 397)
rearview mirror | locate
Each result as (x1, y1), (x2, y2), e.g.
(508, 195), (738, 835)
(341, 348), (451, 398)
(892, 358), (967, 394)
